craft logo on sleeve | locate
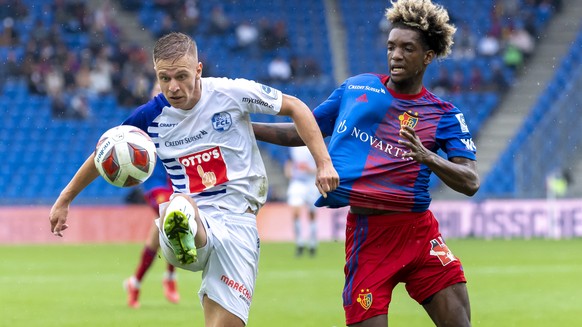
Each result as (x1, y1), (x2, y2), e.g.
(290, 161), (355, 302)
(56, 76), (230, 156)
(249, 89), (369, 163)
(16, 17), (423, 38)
(179, 146), (229, 192)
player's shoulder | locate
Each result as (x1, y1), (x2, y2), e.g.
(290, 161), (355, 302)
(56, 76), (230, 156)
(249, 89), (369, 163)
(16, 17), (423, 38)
(202, 76), (254, 92)
(422, 88), (462, 114)
(124, 95), (168, 125)
(345, 72), (386, 84)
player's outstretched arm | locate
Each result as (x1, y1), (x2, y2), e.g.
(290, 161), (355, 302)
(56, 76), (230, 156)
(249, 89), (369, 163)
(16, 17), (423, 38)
(277, 94), (339, 197)
(252, 122), (304, 146)
(49, 153), (101, 236)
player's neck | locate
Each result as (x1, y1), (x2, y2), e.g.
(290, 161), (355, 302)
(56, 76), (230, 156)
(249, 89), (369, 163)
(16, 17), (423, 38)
(386, 79), (424, 96)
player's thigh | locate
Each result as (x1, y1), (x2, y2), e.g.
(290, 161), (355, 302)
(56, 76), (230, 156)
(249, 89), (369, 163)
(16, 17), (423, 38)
(145, 220), (160, 249)
(203, 295), (245, 327)
(348, 314), (387, 327)
(422, 282), (471, 327)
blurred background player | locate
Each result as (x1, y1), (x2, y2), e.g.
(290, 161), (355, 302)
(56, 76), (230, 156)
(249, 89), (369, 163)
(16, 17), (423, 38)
(123, 159), (179, 308)
(285, 146), (319, 257)
(124, 81), (179, 308)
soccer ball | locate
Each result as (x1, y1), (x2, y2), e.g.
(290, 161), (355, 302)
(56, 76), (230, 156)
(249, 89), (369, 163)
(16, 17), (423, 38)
(94, 125), (156, 187)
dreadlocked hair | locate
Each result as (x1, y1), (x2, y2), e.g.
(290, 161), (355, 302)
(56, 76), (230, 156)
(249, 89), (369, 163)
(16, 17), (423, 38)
(385, 0), (456, 58)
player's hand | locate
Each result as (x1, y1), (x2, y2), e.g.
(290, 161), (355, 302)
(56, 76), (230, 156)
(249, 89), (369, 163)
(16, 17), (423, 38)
(315, 161), (339, 198)
(398, 126), (433, 163)
(49, 202), (70, 237)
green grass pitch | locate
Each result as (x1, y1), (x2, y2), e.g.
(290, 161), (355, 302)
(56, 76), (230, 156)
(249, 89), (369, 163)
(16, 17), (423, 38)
(1, 239), (581, 326)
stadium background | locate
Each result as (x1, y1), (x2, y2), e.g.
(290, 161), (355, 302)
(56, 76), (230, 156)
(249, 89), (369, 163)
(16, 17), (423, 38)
(0, 0), (581, 326)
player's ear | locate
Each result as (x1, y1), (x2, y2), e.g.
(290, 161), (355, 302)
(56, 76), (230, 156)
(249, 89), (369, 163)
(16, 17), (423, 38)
(196, 62), (203, 79)
(424, 50), (435, 65)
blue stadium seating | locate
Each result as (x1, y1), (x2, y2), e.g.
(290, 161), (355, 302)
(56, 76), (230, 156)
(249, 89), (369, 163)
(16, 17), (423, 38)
(480, 29), (582, 198)
(0, 0), (564, 204)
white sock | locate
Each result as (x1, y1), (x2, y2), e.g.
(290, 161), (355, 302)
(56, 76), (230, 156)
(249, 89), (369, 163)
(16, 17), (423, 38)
(309, 221), (317, 249)
(294, 219), (303, 247)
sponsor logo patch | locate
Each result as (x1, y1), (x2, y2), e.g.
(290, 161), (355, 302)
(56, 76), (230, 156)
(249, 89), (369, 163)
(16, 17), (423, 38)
(242, 97), (274, 109)
(455, 113), (469, 133)
(429, 236), (457, 266)
(179, 146), (228, 192)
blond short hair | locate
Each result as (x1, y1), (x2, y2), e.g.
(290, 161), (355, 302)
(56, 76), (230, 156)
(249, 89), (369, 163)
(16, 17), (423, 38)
(153, 32), (198, 64)
(385, 0), (456, 58)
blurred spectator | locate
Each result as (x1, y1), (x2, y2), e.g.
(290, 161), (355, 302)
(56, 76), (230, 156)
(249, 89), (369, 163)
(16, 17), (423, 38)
(119, 0), (142, 11)
(156, 13), (175, 38)
(207, 5), (231, 35)
(0, 17), (20, 46)
(234, 21), (259, 52)
(477, 32), (500, 57)
(3, 48), (23, 79)
(430, 67), (452, 96)
(507, 23), (535, 59)
(259, 20), (289, 51)
(176, 0), (200, 34)
(153, 0), (180, 11)
(268, 56), (292, 82)
(45, 62), (65, 99)
(486, 62), (510, 93)
(0, 0), (28, 20)
(450, 69), (465, 94)
(496, 0), (520, 18)
(503, 44), (524, 70)
(258, 18), (276, 51)
(468, 67), (484, 92)
(452, 24), (476, 59)
(290, 56), (322, 82)
(378, 14), (391, 45)
(24, 60), (46, 95)
(69, 93), (91, 119)
(89, 51), (114, 95)
(272, 21), (290, 49)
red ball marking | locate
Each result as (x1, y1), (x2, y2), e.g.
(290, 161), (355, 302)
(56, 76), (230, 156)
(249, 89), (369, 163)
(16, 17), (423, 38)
(102, 147), (120, 181)
(123, 175), (142, 187)
(127, 142), (150, 173)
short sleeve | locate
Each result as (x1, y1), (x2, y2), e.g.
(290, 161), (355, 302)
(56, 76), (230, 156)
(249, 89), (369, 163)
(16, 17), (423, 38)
(231, 78), (283, 115)
(312, 81), (346, 136)
(435, 109), (477, 160)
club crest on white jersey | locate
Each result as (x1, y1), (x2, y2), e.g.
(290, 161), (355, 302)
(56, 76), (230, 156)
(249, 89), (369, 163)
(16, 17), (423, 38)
(212, 112), (232, 132)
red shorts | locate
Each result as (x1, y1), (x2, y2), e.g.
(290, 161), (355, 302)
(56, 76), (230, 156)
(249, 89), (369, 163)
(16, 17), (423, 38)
(143, 187), (173, 214)
(343, 210), (466, 325)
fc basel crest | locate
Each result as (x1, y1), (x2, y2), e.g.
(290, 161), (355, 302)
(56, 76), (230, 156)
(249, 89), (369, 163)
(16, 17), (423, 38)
(399, 110), (419, 129)
(357, 289), (373, 310)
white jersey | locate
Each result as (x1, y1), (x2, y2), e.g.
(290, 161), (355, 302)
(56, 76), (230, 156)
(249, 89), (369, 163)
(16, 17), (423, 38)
(123, 77), (283, 214)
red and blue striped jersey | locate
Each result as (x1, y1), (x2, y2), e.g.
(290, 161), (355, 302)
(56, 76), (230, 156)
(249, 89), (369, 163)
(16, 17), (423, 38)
(313, 73), (476, 212)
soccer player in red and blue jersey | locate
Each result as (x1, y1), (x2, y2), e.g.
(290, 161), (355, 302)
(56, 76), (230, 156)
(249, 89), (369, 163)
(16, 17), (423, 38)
(253, 0), (479, 326)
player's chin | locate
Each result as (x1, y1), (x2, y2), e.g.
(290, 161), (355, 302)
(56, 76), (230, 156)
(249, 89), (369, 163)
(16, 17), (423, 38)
(168, 97), (188, 109)
(389, 72), (406, 83)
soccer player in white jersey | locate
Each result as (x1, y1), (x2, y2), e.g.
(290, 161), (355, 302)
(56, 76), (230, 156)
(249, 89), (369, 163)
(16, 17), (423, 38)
(285, 146), (320, 257)
(49, 32), (339, 327)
